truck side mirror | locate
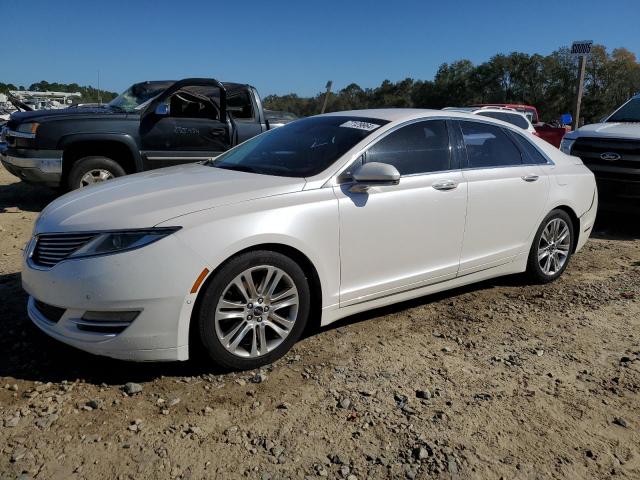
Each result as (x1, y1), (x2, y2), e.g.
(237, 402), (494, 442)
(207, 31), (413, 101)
(155, 103), (170, 116)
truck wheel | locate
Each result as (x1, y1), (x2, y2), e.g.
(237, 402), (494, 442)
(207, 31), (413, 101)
(67, 156), (126, 190)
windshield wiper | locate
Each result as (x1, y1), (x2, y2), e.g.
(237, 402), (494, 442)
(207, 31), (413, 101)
(608, 118), (640, 123)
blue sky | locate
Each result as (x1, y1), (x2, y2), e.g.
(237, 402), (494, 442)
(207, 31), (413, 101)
(1, 0), (638, 97)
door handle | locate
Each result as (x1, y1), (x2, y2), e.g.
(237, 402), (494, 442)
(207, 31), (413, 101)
(521, 174), (539, 182)
(210, 128), (225, 136)
(432, 180), (458, 191)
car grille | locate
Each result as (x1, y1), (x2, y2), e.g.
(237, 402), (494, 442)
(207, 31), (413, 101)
(571, 137), (640, 173)
(34, 299), (66, 323)
(32, 233), (97, 268)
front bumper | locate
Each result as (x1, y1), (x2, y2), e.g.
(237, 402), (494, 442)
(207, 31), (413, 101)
(22, 234), (211, 362)
(594, 176), (640, 213)
(1, 147), (63, 187)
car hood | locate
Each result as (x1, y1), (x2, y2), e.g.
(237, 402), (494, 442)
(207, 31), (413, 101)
(34, 163), (306, 234)
(567, 122), (640, 140)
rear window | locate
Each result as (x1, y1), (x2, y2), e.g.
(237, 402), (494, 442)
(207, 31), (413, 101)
(477, 111), (530, 130)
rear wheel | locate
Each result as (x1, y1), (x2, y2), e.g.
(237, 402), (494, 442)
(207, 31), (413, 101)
(527, 209), (574, 283)
(198, 251), (310, 370)
(67, 156), (126, 190)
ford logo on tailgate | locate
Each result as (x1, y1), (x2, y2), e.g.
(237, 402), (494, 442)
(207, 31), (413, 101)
(600, 152), (621, 161)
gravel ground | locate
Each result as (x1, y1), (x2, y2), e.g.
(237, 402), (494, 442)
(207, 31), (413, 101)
(0, 167), (639, 480)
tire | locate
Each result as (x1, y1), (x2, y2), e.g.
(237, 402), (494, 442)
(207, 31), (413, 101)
(198, 250), (311, 370)
(67, 156), (126, 190)
(526, 209), (574, 283)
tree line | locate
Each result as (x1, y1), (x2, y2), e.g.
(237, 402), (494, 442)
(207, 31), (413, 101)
(264, 45), (640, 124)
(0, 81), (117, 104)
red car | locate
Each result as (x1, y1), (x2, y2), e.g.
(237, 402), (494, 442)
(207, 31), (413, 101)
(473, 104), (570, 148)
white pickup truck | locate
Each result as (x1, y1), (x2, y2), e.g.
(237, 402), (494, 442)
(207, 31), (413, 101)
(560, 94), (640, 212)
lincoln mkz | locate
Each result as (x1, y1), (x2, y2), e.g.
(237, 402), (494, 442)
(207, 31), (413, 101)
(22, 109), (598, 369)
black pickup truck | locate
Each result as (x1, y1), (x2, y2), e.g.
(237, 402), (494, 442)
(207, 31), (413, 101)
(0, 78), (272, 190)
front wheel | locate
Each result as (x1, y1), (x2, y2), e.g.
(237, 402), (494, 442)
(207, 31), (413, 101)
(67, 156), (126, 190)
(198, 251), (311, 370)
(527, 209), (574, 283)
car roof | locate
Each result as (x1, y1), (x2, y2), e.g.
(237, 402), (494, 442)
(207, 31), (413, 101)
(321, 108), (528, 125)
(474, 108), (529, 118)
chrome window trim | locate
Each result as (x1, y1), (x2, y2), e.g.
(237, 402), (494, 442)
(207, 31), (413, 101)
(327, 115), (557, 187)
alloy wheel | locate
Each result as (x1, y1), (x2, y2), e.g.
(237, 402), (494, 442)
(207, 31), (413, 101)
(80, 169), (114, 187)
(537, 217), (571, 276)
(214, 266), (299, 358)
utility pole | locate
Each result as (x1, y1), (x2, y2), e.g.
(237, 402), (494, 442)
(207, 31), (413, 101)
(573, 55), (586, 130)
(320, 80), (333, 114)
(570, 40), (592, 131)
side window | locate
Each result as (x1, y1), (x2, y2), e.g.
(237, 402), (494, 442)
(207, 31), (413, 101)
(510, 132), (549, 165)
(365, 120), (451, 175)
(459, 121), (522, 168)
(169, 88), (219, 120)
(228, 92), (255, 120)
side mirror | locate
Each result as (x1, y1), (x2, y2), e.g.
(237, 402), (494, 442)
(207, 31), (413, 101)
(350, 162), (400, 193)
(155, 103), (170, 116)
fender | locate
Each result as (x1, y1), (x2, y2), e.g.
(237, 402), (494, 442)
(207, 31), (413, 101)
(57, 133), (143, 171)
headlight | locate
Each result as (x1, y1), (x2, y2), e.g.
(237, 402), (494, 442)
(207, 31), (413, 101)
(68, 227), (181, 259)
(16, 122), (40, 136)
(559, 138), (575, 154)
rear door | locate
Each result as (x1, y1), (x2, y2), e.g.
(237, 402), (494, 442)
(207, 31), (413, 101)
(455, 120), (550, 274)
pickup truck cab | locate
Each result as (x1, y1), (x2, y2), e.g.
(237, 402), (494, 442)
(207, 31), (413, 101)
(1, 78), (271, 190)
(560, 94), (640, 211)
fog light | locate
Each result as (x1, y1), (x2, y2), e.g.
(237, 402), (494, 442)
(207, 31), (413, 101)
(73, 310), (141, 334)
(82, 311), (140, 322)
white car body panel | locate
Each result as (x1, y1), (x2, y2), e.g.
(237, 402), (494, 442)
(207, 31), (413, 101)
(335, 171), (467, 305)
(34, 163), (306, 233)
(21, 109), (598, 361)
(459, 164), (549, 273)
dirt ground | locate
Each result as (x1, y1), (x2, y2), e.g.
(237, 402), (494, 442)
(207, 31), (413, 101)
(0, 167), (639, 480)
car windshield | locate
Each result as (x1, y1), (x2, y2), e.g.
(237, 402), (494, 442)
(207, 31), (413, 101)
(210, 116), (389, 177)
(107, 81), (174, 113)
(607, 98), (640, 123)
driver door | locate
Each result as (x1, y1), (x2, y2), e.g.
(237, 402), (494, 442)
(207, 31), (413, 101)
(140, 80), (231, 169)
(334, 119), (467, 306)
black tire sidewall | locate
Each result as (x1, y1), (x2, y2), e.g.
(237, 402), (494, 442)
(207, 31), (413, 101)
(67, 156), (126, 190)
(198, 251), (311, 370)
(527, 209), (574, 283)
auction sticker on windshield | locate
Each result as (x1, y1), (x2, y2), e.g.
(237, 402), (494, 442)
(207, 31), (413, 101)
(340, 120), (381, 131)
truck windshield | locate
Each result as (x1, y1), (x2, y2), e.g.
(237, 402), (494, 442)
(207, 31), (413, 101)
(107, 81), (174, 113)
(607, 98), (640, 123)
(210, 116), (389, 178)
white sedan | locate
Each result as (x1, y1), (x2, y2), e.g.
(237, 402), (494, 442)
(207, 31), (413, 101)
(22, 109), (598, 369)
